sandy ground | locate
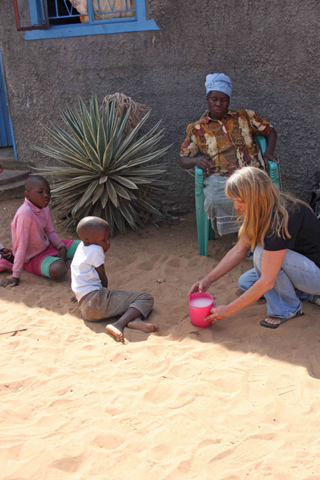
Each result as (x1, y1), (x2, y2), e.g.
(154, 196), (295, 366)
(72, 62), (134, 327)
(1, 198), (320, 480)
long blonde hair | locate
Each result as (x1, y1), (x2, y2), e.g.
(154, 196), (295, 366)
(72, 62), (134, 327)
(225, 167), (308, 250)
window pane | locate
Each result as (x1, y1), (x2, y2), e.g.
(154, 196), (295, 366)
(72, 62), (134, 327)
(71, 0), (136, 23)
(46, 0), (82, 25)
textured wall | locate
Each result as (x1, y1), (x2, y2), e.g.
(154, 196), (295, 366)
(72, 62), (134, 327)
(0, 0), (319, 204)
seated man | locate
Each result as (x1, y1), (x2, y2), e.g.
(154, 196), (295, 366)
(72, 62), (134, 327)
(179, 73), (277, 235)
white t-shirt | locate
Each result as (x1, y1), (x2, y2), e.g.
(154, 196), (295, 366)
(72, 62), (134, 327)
(71, 242), (105, 301)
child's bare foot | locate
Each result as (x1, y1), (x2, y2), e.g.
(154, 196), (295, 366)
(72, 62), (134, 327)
(127, 319), (159, 333)
(106, 324), (124, 342)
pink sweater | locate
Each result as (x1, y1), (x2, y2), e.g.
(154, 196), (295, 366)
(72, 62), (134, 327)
(11, 198), (64, 279)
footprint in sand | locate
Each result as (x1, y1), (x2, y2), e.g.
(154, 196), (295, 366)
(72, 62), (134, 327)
(136, 261), (153, 271)
(93, 432), (126, 450)
(52, 454), (83, 473)
(163, 256), (190, 278)
(209, 437), (275, 465)
(166, 257), (184, 268)
(123, 255), (138, 265)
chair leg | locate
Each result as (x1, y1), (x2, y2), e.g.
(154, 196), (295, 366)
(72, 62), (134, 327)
(196, 209), (209, 256)
(195, 165), (214, 256)
(196, 190), (209, 256)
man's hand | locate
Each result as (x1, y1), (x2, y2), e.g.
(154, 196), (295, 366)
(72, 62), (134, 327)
(188, 277), (211, 295)
(0, 277), (19, 288)
(195, 156), (211, 171)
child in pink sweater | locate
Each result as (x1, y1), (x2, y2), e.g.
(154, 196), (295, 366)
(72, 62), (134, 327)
(0, 175), (79, 288)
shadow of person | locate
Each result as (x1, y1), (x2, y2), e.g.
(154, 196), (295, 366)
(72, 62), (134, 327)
(170, 299), (320, 380)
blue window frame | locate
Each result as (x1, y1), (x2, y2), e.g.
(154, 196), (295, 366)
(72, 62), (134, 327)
(18, 0), (159, 40)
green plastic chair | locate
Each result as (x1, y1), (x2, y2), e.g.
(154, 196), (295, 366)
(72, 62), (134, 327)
(195, 135), (281, 256)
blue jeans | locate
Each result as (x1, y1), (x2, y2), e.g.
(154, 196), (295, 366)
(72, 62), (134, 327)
(238, 247), (320, 318)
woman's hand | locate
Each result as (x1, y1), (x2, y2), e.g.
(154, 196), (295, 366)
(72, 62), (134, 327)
(205, 304), (230, 323)
(188, 277), (211, 295)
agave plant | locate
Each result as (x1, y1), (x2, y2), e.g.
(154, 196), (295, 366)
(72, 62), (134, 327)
(33, 94), (171, 235)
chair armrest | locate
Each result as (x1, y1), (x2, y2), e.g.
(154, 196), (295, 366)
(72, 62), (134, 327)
(268, 160), (280, 188)
(255, 135), (267, 155)
(256, 135), (280, 187)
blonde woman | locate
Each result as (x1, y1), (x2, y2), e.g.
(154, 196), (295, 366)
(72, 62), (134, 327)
(189, 167), (320, 328)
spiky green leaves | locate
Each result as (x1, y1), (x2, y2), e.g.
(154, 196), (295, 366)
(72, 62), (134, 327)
(33, 94), (171, 235)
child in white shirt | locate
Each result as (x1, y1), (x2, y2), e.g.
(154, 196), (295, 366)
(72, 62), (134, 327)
(71, 216), (157, 342)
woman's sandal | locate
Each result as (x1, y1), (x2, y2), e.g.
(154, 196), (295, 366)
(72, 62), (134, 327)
(260, 309), (304, 329)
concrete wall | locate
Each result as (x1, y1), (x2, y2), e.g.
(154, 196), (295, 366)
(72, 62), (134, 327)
(0, 0), (319, 204)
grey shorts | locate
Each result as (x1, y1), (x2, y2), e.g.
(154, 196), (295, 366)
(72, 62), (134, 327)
(79, 287), (154, 322)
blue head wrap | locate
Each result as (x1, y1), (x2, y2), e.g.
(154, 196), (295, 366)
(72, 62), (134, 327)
(205, 73), (232, 98)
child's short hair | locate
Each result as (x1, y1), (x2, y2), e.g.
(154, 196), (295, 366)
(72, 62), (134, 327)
(77, 216), (110, 239)
(25, 175), (49, 190)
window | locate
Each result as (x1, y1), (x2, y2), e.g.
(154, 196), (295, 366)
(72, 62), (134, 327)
(13, 0), (159, 39)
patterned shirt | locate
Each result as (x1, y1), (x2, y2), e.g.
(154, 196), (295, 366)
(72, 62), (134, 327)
(180, 109), (272, 178)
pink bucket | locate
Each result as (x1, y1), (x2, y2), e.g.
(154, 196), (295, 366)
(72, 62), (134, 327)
(189, 292), (214, 328)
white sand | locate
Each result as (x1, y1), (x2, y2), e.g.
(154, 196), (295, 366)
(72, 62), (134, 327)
(1, 198), (320, 480)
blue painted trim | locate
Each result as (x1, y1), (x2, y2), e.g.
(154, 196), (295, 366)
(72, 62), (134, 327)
(25, 18), (159, 39)
(28, 0), (44, 25)
(87, 0), (95, 23)
(135, 0), (148, 19)
(0, 49), (17, 158)
(8, 115), (18, 161)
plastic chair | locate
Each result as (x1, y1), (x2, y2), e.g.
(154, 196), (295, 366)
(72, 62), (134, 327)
(195, 135), (281, 256)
